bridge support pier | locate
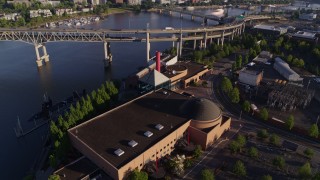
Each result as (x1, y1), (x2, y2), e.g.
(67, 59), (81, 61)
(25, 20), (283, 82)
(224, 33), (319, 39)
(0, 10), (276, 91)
(179, 32), (183, 57)
(34, 43), (49, 67)
(104, 42), (112, 68)
(146, 32), (150, 61)
(191, 15), (195, 21)
(217, 38), (220, 46)
(242, 23), (246, 33)
(203, 32), (208, 49)
(180, 13), (183, 19)
(221, 31), (225, 47)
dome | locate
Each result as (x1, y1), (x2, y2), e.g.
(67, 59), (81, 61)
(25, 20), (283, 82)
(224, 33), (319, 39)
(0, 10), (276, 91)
(180, 98), (221, 121)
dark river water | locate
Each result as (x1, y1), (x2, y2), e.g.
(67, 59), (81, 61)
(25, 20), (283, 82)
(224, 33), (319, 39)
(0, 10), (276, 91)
(0, 5), (308, 178)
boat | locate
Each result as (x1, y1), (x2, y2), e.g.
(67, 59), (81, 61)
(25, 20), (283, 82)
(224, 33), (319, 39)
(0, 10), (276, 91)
(186, 6), (195, 11)
(211, 9), (224, 17)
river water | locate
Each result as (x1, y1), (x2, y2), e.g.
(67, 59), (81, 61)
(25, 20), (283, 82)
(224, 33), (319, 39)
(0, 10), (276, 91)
(0, 4), (316, 178)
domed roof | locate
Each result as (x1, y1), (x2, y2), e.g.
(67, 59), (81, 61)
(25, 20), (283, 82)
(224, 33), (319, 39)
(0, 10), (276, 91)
(180, 98), (221, 121)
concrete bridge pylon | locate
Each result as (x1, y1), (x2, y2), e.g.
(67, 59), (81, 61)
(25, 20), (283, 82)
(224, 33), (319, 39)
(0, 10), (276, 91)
(34, 43), (49, 67)
(104, 41), (112, 68)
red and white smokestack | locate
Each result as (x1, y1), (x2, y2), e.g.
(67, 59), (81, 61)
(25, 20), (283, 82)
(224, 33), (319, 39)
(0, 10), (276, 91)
(156, 51), (161, 72)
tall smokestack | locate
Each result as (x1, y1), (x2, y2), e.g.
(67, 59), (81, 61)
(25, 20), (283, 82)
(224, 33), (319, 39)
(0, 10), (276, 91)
(156, 51), (161, 72)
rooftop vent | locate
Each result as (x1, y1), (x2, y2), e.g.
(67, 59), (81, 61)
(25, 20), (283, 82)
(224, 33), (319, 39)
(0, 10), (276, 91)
(144, 131), (153, 137)
(128, 140), (138, 147)
(114, 149), (125, 156)
(155, 124), (164, 130)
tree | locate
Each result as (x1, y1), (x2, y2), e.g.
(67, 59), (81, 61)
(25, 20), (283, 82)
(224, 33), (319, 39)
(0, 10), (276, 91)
(298, 162), (312, 179)
(309, 124), (319, 138)
(48, 175), (60, 180)
(201, 169), (215, 180)
(233, 160), (246, 177)
(49, 154), (57, 168)
(236, 134), (246, 149)
(242, 100), (251, 112)
(287, 54), (293, 63)
(236, 55), (242, 69)
(130, 169), (148, 180)
(229, 141), (240, 154)
(257, 129), (269, 139)
(194, 145), (202, 158)
(269, 134), (280, 146)
(244, 54), (249, 65)
(286, 115), (294, 130)
(304, 148), (314, 159)
(229, 87), (240, 104)
(261, 175), (272, 180)
(260, 108), (268, 121)
(194, 51), (203, 62)
(248, 147), (258, 158)
(184, 158), (193, 168)
(221, 77), (233, 93)
(273, 156), (285, 169)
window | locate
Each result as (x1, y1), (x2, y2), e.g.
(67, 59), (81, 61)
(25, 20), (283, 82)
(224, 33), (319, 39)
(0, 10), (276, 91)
(152, 154), (155, 157)
(140, 163), (142, 167)
(160, 149), (162, 152)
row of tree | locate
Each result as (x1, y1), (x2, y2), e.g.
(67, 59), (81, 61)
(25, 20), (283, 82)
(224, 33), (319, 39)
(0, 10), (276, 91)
(49, 81), (118, 167)
(221, 77), (240, 104)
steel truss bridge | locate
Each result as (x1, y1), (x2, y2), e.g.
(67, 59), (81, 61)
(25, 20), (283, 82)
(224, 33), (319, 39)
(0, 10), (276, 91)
(0, 15), (271, 67)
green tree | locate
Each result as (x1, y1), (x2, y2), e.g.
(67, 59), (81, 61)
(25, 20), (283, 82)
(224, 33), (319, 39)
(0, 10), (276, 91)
(257, 129), (269, 139)
(228, 87), (240, 104)
(273, 156), (285, 169)
(50, 121), (60, 140)
(201, 169), (215, 180)
(261, 175), (272, 180)
(194, 51), (203, 62)
(184, 158), (193, 168)
(49, 154), (57, 168)
(309, 124), (319, 138)
(269, 133), (280, 146)
(221, 77), (233, 93)
(236, 55), (242, 69)
(244, 54), (249, 65)
(286, 115), (294, 130)
(48, 174), (60, 180)
(260, 108), (268, 121)
(232, 62), (237, 72)
(194, 145), (202, 158)
(298, 162), (312, 179)
(242, 100), (251, 112)
(233, 160), (246, 177)
(304, 148), (314, 159)
(236, 134), (246, 150)
(229, 140), (240, 154)
(130, 169), (148, 180)
(287, 54), (293, 64)
(248, 147), (258, 158)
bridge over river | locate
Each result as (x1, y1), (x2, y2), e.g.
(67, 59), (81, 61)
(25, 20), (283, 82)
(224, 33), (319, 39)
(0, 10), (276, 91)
(0, 15), (271, 67)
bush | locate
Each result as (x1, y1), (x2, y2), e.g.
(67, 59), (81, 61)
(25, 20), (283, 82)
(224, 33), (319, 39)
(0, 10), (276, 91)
(285, 115), (294, 130)
(184, 158), (194, 168)
(260, 108), (268, 121)
(309, 124), (319, 138)
(248, 147), (259, 158)
(298, 162), (312, 179)
(194, 145), (202, 159)
(233, 160), (246, 177)
(304, 148), (314, 159)
(130, 169), (148, 180)
(201, 169), (215, 180)
(242, 100), (251, 112)
(273, 156), (285, 170)
(269, 134), (280, 146)
(257, 129), (269, 139)
(229, 141), (240, 154)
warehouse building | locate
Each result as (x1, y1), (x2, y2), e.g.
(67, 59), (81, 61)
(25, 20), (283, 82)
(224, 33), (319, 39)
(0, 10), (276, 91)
(273, 57), (302, 82)
(238, 68), (263, 86)
(66, 89), (231, 180)
(253, 24), (287, 36)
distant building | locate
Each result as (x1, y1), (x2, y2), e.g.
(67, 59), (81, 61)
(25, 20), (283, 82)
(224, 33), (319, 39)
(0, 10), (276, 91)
(253, 51), (273, 64)
(291, 31), (318, 42)
(253, 24), (287, 36)
(0, 13), (21, 21)
(88, 0), (100, 5)
(55, 9), (75, 16)
(238, 68), (263, 86)
(30, 9), (52, 18)
(299, 13), (317, 21)
(127, 0), (141, 5)
(71, 0), (85, 4)
(6, 0), (31, 7)
(81, 7), (93, 12)
(39, 0), (60, 7)
(273, 57), (302, 82)
(111, 0), (123, 3)
(63, 89), (231, 180)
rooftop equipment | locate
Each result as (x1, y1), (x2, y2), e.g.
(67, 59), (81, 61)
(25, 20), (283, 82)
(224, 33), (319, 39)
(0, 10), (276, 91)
(128, 140), (138, 147)
(155, 124), (164, 130)
(114, 149), (125, 156)
(144, 131), (153, 137)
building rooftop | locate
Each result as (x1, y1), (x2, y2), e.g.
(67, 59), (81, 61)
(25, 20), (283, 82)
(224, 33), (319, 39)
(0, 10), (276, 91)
(180, 98), (221, 121)
(253, 24), (284, 32)
(292, 31), (316, 39)
(54, 157), (98, 180)
(163, 61), (209, 80)
(240, 69), (262, 76)
(69, 89), (192, 169)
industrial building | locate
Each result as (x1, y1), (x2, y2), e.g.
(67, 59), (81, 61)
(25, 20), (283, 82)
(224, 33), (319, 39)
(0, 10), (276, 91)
(64, 89), (231, 180)
(299, 13), (317, 21)
(253, 24), (287, 36)
(238, 68), (263, 86)
(291, 31), (318, 42)
(253, 51), (273, 64)
(273, 57), (302, 82)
